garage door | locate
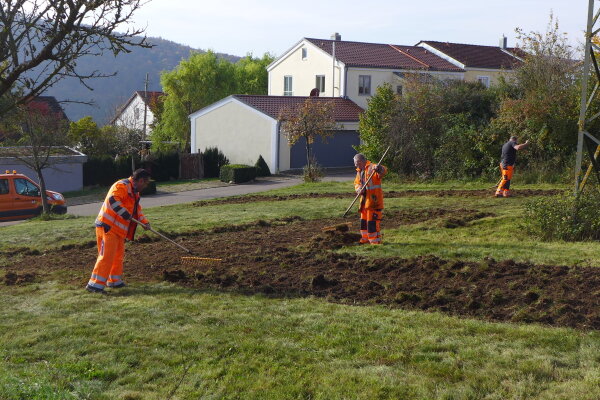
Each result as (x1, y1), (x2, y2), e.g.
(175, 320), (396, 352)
(290, 130), (360, 169)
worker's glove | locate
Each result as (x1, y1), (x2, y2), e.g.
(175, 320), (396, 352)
(143, 223), (151, 231)
(374, 164), (384, 174)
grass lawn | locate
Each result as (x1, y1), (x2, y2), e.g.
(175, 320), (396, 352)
(1, 179), (599, 399)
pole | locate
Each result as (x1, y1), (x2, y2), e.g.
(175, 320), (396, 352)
(143, 73), (149, 142)
(575, 0), (595, 195)
(343, 146), (391, 217)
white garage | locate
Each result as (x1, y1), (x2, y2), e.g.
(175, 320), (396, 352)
(189, 95), (363, 173)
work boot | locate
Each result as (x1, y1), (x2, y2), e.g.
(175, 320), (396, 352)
(494, 192), (503, 198)
(503, 191), (511, 198)
(108, 282), (126, 289)
(86, 285), (107, 295)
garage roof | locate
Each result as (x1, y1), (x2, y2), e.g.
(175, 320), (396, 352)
(233, 95), (364, 122)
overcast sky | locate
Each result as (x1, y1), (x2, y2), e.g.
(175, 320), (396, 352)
(130, 0), (588, 57)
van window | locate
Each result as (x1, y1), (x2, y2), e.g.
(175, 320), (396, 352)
(14, 178), (40, 197)
(0, 179), (8, 194)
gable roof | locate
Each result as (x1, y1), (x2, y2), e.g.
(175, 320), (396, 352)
(110, 90), (164, 124)
(304, 38), (464, 72)
(417, 41), (524, 69)
(233, 95), (364, 122)
(27, 96), (69, 121)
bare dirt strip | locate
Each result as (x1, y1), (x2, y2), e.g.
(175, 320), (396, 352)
(3, 204), (599, 331)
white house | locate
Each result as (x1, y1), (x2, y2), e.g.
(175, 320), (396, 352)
(111, 91), (163, 138)
(189, 95), (363, 173)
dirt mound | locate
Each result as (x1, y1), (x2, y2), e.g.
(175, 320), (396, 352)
(311, 224), (362, 249)
(4, 271), (36, 285)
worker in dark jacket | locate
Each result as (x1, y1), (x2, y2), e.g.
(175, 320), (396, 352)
(495, 136), (529, 198)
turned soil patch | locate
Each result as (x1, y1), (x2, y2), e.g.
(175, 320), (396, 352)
(2, 208), (597, 331)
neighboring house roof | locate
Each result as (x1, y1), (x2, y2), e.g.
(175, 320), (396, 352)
(27, 96), (69, 121)
(417, 40), (524, 69)
(110, 90), (164, 124)
(304, 38), (464, 72)
(232, 95), (364, 122)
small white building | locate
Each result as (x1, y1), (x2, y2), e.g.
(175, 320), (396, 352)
(111, 91), (164, 137)
(0, 147), (87, 192)
(189, 95), (364, 173)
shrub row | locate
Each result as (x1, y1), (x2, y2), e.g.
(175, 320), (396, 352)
(219, 164), (257, 183)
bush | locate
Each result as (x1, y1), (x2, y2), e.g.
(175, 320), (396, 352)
(219, 164), (257, 183)
(303, 162), (324, 182)
(144, 151), (179, 182)
(84, 155), (138, 186)
(203, 147), (229, 178)
(255, 155), (271, 177)
(524, 190), (600, 241)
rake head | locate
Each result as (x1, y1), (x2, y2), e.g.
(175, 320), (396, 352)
(181, 256), (222, 266)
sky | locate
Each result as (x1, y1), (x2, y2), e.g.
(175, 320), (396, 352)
(130, 0), (589, 57)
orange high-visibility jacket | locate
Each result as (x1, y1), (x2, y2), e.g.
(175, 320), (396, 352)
(355, 161), (387, 210)
(95, 177), (148, 240)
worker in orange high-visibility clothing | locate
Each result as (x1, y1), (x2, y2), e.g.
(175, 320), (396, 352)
(354, 153), (387, 245)
(86, 169), (151, 294)
(495, 136), (529, 198)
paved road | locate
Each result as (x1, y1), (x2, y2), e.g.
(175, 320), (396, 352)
(0, 172), (354, 226)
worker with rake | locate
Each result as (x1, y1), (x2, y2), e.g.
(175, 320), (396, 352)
(495, 136), (529, 198)
(354, 153), (387, 245)
(86, 169), (151, 294)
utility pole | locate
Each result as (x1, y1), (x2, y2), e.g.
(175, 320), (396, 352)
(143, 72), (149, 143)
(575, 0), (600, 194)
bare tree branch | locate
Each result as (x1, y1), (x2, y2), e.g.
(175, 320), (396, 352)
(0, 0), (152, 116)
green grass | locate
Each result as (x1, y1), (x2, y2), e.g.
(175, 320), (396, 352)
(2, 180), (600, 398)
(1, 284), (600, 399)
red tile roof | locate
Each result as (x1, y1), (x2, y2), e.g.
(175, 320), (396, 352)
(418, 41), (523, 69)
(305, 38), (464, 72)
(26, 96), (69, 121)
(233, 95), (364, 121)
(136, 91), (164, 106)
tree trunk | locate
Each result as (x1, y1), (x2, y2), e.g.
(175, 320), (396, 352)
(35, 168), (50, 215)
(305, 137), (312, 171)
(131, 154), (136, 174)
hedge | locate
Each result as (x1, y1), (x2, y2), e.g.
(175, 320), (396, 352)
(219, 164), (257, 184)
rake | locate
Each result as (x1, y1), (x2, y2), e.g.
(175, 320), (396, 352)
(131, 218), (221, 266)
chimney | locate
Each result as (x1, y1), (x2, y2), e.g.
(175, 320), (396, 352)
(499, 35), (507, 49)
(331, 32), (341, 41)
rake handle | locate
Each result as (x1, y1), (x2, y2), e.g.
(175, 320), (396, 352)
(131, 217), (192, 254)
(343, 146), (391, 217)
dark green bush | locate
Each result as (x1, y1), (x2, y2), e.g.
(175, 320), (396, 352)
(84, 155), (138, 186)
(255, 155), (271, 177)
(219, 164), (257, 183)
(140, 180), (157, 196)
(524, 190), (600, 241)
(145, 151), (179, 181)
(203, 147), (229, 178)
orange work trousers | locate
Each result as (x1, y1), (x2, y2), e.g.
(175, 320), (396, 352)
(360, 208), (383, 244)
(496, 164), (514, 197)
(87, 227), (125, 290)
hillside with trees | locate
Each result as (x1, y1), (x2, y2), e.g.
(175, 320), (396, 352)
(43, 36), (240, 124)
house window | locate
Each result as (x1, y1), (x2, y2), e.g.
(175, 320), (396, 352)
(477, 76), (490, 88)
(359, 75), (371, 95)
(316, 75), (325, 93)
(284, 76), (293, 96)
(396, 85), (403, 96)
(302, 48), (307, 60)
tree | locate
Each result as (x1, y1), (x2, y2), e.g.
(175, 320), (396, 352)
(10, 104), (70, 214)
(152, 52), (273, 151)
(0, 0), (150, 117)
(357, 83), (397, 162)
(278, 98), (337, 182)
(68, 116), (118, 156)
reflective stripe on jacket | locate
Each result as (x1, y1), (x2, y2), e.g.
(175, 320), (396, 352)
(354, 161), (387, 210)
(95, 177), (148, 240)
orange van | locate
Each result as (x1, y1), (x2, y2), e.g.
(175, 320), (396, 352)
(0, 170), (67, 221)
